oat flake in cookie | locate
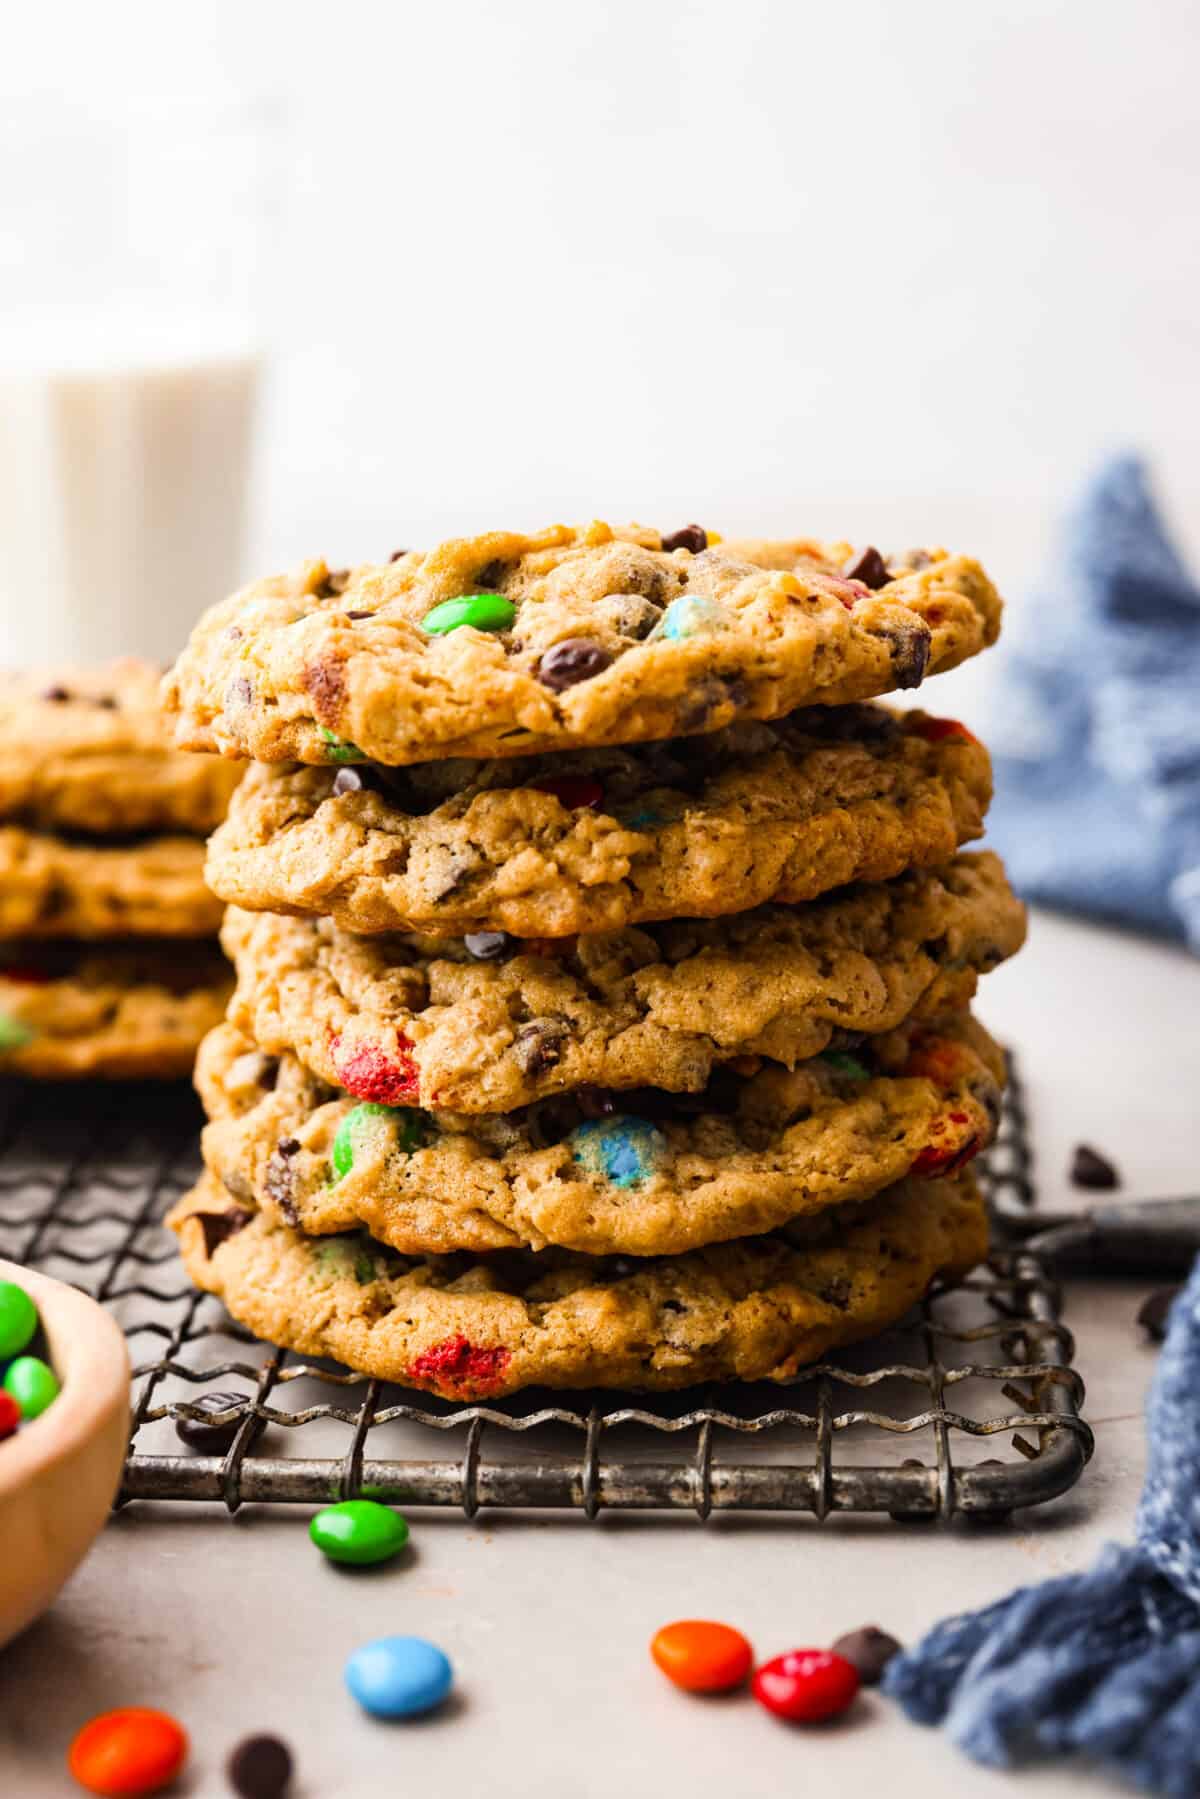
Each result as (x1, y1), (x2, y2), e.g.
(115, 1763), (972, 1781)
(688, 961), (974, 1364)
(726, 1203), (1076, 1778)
(205, 704), (992, 938)
(169, 1168), (988, 1397)
(195, 1010), (1004, 1257)
(220, 852), (1025, 1114)
(162, 523), (1002, 767)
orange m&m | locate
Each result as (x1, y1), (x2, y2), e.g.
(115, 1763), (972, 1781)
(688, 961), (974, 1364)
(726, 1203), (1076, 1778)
(650, 1618), (754, 1693)
(68, 1708), (188, 1796)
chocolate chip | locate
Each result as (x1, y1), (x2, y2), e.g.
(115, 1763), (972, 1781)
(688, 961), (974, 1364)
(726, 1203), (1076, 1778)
(226, 675), (254, 709)
(661, 525), (708, 554)
(881, 620), (931, 690)
(196, 1207), (252, 1258)
(174, 1390), (248, 1454)
(513, 1016), (569, 1075)
(227, 1733), (294, 1799)
(95, 694), (118, 709)
(1071, 1144), (1120, 1190)
(608, 594), (664, 640)
(315, 568), (350, 598)
(265, 1144), (301, 1226)
(40, 684), (71, 702)
(331, 766), (370, 796)
(464, 931), (517, 961)
(537, 637), (613, 692)
(345, 608), (374, 620)
(830, 1626), (902, 1685)
(228, 1050), (279, 1091)
(842, 546), (892, 590)
(1138, 1285), (1181, 1343)
(388, 548), (409, 562)
(303, 658), (346, 727)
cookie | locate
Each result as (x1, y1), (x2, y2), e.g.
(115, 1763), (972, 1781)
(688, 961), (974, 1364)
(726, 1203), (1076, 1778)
(161, 524), (1002, 767)
(221, 853), (1024, 1115)
(195, 1012), (1003, 1256)
(205, 704), (991, 938)
(0, 943), (233, 1079)
(169, 1166), (988, 1396)
(0, 662), (241, 835)
(0, 829), (224, 940)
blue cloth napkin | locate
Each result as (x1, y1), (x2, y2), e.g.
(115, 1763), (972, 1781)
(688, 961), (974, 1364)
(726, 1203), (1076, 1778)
(985, 455), (1200, 950)
(884, 1266), (1200, 1796)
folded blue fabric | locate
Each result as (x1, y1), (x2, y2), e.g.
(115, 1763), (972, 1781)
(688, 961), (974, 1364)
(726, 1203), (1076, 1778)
(884, 1265), (1200, 1796)
(985, 455), (1200, 950)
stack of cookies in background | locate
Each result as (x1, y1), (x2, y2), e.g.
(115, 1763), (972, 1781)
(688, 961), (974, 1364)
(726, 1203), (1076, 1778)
(161, 524), (1023, 1398)
(0, 663), (237, 1078)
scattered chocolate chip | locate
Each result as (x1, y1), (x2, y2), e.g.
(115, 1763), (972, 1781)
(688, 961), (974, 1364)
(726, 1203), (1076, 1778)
(226, 675), (254, 709)
(426, 853), (475, 901)
(388, 548), (409, 562)
(513, 1016), (570, 1076)
(842, 546), (892, 590)
(464, 931), (517, 961)
(345, 608), (374, 620)
(196, 1207), (252, 1258)
(174, 1389), (248, 1454)
(1138, 1286), (1181, 1343)
(660, 524), (708, 554)
(881, 619), (931, 690)
(227, 1733), (294, 1799)
(830, 1626), (902, 1685)
(537, 637), (614, 692)
(1071, 1144), (1120, 1190)
(40, 684), (71, 702)
(277, 1137), (301, 1156)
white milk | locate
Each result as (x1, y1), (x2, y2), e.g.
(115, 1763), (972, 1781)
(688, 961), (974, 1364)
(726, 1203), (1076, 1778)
(0, 322), (260, 668)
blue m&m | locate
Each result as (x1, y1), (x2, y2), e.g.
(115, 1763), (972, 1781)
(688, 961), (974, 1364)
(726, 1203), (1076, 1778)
(344, 1635), (453, 1718)
(570, 1116), (668, 1189)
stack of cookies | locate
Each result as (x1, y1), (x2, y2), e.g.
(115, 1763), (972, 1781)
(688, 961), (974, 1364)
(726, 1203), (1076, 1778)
(161, 523), (1023, 1398)
(0, 663), (237, 1078)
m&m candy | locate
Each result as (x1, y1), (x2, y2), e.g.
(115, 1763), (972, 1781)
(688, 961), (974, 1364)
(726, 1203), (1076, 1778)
(4, 1354), (59, 1419)
(344, 1634), (453, 1718)
(650, 1619), (753, 1693)
(751, 1648), (860, 1722)
(309, 1498), (410, 1566)
(67, 1707), (188, 1796)
(0, 1278), (38, 1358)
(421, 594), (515, 636)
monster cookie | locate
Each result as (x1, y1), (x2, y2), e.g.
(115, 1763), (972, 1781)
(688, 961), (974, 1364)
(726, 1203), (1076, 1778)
(0, 662), (241, 835)
(0, 944), (233, 1079)
(195, 1011), (1003, 1257)
(169, 1167), (989, 1396)
(205, 704), (991, 938)
(162, 523), (1002, 767)
(221, 853), (1024, 1114)
(0, 830), (224, 940)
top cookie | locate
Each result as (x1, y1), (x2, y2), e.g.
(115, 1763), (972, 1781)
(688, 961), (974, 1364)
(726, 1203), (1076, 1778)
(161, 524), (1002, 767)
(0, 662), (242, 835)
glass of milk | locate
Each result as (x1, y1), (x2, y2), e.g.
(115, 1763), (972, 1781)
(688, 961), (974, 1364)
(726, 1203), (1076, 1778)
(0, 98), (281, 668)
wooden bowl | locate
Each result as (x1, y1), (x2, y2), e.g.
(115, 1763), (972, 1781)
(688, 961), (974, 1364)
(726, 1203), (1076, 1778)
(0, 1257), (130, 1648)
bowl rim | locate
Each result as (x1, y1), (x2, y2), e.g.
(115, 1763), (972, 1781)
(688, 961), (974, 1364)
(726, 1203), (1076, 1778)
(0, 1256), (130, 1498)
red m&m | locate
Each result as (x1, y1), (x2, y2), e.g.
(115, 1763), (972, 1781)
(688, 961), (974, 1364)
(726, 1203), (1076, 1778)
(751, 1648), (860, 1722)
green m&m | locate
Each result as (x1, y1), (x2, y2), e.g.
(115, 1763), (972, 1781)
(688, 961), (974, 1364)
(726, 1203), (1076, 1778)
(819, 1051), (872, 1081)
(0, 1013), (33, 1052)
(330, 1103), (424, 1181)
(5, 1354), (60, 1419)
(318, 726), (366, 763)
(0, 1280), (38, 1359)
(310, 1499), (410, 1566)
(421, 594), (516, 636)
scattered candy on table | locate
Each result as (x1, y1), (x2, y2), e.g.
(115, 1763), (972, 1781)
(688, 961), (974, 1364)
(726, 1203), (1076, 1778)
(67, 1707), (188, 1797)
(4, 1352), (60, 1419)
(751, 1648), (860, 1723)
(0, 1276), (38, 1357)
(226, 1732), (294, 1799)
(650, 1619), (753, 1692)
(344, 1634), (453, 1719)
(173, 1390), (247, 1453)
(310, 1499), (410, 1566)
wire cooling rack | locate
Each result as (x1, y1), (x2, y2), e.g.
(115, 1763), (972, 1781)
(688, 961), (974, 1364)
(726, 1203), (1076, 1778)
(0, 1055), (1092, 1523)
